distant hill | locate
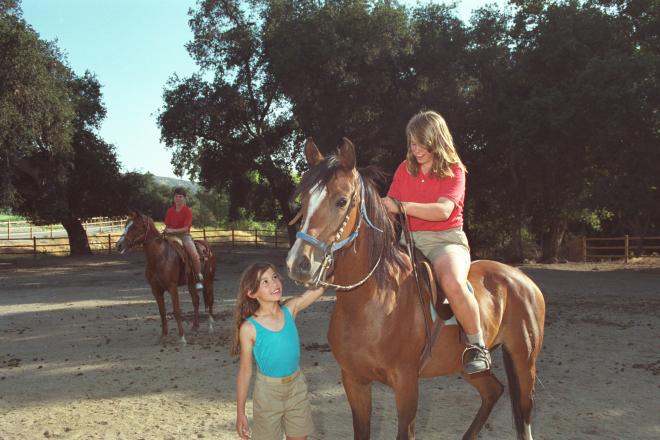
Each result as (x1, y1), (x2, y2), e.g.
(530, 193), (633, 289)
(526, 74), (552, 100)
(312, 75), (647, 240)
(153, 176), (201, 192)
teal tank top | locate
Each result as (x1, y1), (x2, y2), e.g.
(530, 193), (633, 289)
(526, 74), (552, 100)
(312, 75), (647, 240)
(247, 305), (300, 378)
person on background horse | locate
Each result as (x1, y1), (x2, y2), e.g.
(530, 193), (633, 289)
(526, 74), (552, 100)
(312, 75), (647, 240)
(163, 187), (204, 291)
(382, 110), (491, 374)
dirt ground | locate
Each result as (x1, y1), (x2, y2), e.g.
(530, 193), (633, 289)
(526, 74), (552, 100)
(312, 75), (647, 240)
(0, 249), (658, 439)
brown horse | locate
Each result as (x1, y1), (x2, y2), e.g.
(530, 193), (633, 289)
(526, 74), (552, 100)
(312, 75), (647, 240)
(116, 210), (216, 345)
(286, 138), (545, 440)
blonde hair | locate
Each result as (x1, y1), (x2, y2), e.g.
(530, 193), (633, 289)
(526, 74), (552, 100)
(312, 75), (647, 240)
(405, 110), (467, 178)
(230, 262), (280, 356)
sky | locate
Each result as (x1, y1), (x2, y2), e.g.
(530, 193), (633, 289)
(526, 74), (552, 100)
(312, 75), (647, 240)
(21, 0), (502, 180)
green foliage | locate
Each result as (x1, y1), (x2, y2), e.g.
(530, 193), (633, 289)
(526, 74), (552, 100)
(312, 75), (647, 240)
(159, 0), (302, 235)
(0, 9), (74, 207)
(0, 211), (23, 222)
(119, 172), (171, 220)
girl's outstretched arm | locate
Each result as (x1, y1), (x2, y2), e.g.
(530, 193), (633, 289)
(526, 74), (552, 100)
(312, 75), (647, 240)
(286, 286), (326, 319)
(236, 321), (255, 439)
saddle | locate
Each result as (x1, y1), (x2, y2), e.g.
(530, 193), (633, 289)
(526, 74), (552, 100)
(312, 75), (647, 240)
(163, 235), (212, 287)
(410, 247), (456, 321)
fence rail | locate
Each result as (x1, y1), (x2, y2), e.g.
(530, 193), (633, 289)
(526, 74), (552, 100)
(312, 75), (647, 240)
(0, 228), (289, 257)
(0, 217), (126, 239)
(582, 235), (660, 262)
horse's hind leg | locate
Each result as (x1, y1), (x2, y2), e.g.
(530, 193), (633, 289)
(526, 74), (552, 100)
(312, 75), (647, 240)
(502, 346), (538, 440)
(188, 281), (201, 332)
(203, 255), (215, 333)
(341, 370), (372, 440)
(462, 371), (505, 440)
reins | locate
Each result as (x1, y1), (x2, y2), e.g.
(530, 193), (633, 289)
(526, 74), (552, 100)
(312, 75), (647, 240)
(393, 199), (434, 362)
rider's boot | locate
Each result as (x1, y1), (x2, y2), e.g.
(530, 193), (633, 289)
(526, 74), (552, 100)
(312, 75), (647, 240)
(462, 344), (491, 374)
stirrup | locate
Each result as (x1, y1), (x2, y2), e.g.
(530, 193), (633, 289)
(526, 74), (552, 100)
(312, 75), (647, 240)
(462, 344), (491, 375)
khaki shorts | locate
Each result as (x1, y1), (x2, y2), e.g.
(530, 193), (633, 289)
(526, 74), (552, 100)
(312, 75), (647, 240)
(252, 370), (314, 439)
(404, 228), (471, 263)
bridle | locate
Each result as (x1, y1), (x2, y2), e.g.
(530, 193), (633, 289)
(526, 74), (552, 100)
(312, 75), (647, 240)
(119, 217), (158, 250)
(295, 173), (384, 290)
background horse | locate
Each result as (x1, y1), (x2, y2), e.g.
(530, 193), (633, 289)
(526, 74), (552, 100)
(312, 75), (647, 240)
(116, 210), (216, 345)
(286, 138), (545, 440)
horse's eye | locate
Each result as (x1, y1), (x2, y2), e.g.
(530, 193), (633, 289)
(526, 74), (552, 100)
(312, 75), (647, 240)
(336, 197), (348, 209)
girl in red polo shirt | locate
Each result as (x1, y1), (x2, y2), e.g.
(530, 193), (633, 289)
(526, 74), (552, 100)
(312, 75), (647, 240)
(382, 110), (490, 375)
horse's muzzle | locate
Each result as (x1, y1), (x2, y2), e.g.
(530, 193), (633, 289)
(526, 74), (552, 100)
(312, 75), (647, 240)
(287, 254), (312, 283)
(116, 238), (126, 254)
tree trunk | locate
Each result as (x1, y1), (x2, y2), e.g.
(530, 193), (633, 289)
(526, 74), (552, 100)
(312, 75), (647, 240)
(540, 219), (567, 263)
(62, 217), (92, 256)
(259, 156), (297, 246)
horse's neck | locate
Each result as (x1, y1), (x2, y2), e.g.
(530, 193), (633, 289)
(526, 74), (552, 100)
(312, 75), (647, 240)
(142, 227), (165, 263)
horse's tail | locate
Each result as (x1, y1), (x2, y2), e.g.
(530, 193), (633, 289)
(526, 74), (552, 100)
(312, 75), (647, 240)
(499, 269), (545, 440)
(502, 346), (526, 437)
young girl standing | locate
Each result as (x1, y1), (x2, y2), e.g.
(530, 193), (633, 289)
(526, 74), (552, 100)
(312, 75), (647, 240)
(231, 262), (326, 440)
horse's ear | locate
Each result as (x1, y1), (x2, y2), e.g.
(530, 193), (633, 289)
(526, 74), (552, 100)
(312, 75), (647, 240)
(338, 137), (356, 170)
(304, 138), (324, 167)
(127, 208), (142, 219)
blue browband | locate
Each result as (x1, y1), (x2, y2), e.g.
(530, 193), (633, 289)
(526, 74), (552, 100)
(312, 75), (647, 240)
(296, 175), (382, 254)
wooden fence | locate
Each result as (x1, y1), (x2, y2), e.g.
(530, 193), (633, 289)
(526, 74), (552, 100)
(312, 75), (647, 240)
(582, 235), (660, 262)
(0, 217), (126, 239)
(0, 228), (289, 257)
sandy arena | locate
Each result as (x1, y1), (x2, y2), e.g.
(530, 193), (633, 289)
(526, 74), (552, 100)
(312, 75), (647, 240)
(1, 249), (658, 439)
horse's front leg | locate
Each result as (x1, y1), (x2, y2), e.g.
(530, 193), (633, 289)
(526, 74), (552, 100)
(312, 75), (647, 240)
(169, 285), (187, 346)
(150, 286), (168, 342)
(341, 369), (372, 440)
(392, 369), (420, 440)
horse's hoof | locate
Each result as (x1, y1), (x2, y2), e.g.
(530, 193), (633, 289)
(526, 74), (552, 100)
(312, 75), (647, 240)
(180, 335), (187, 346)
(208, 322), (214, 333)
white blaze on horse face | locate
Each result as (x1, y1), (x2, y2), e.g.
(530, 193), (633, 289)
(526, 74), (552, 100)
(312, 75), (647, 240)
(286, 183), (327, 272)
(117, 220), (133, 254)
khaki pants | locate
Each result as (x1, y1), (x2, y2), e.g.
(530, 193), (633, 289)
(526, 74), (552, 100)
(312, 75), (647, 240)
(252, 370), (314, 439)
(404, 228), (471, 263)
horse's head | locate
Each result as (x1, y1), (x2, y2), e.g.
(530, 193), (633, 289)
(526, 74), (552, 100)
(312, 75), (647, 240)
(116, 210), (154, 253)
(286, 137), (361, 286)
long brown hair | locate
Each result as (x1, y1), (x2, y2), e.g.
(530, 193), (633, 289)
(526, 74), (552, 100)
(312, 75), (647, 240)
(405, 110), (466, 178)
(230, 262), (279, 356)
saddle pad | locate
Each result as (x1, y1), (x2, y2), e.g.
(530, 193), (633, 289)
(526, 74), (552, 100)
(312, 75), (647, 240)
(164, 235), (184, 247)
(430, 280), (475, 325)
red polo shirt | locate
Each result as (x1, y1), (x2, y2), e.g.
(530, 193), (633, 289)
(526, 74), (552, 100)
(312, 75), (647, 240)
(387, 161), (465, 232)
(164, 205), (193, 230)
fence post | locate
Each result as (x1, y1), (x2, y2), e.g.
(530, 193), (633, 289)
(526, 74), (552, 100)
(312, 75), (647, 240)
(274, 229), (278, 248)
(33, 236), (37, 258)
(581, 236), (587, 262)
(203, 228), (206, 241)
(108, 234), (112, 254)
(50, 224), (53, 238)
(624, 235), (629, 263)
(7, 221), (9, 239)
(232, 229), (235, 249)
